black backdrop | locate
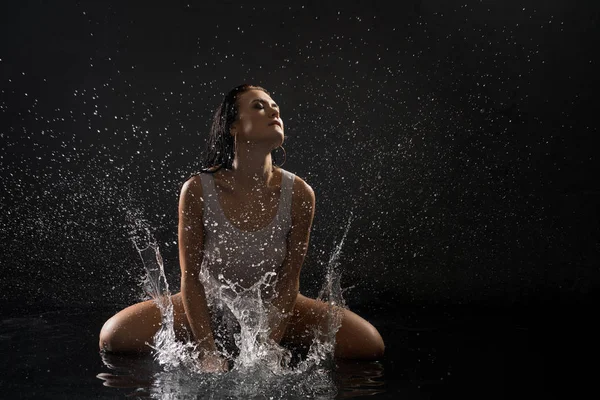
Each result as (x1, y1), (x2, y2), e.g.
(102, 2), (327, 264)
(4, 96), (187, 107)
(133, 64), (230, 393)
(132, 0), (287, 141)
(1, 0), (598, 318)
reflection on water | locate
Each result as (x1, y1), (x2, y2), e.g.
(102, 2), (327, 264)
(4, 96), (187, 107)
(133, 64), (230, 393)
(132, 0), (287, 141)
(97, 351), (386, 399)
(335, 360), (386, 399)
(1, 293), (545, 398)
(106, 213), (386, 399)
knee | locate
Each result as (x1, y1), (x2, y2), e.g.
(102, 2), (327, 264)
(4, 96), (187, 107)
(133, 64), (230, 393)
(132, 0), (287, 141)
(353, 324), (385, 360)
(368, 325), (385, 359)
(336, 313), (385, 360)
(98, 316), (119, 352)
(98, 315), (146, 353)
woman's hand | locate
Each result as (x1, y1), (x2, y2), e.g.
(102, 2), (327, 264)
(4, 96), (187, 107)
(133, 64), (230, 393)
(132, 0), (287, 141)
(197, 352), (230, 373)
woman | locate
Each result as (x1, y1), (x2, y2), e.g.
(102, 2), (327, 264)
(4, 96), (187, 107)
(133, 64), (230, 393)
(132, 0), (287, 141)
(98, 84), (385, 372)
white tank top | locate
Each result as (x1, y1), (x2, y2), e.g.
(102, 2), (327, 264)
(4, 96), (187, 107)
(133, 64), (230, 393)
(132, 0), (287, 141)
(198, 168), (295, 291)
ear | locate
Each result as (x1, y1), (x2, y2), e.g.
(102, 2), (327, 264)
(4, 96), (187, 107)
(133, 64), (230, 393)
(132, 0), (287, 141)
(229, 121), (238, 137)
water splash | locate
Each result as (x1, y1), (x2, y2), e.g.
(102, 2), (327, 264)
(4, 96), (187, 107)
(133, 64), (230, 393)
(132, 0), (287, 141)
(126, 212), (355, 398)
(199, 268), (293, 371)
(308, 211), (354, 370)
(126, 213), (187, 370)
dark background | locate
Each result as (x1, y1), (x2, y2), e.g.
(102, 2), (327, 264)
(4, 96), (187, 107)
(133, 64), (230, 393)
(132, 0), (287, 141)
(1, 0), (598, 322)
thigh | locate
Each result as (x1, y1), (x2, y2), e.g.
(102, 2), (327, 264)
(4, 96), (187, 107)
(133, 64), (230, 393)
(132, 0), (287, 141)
(281, 293), (385, 360)
(99, 292), (191, 353)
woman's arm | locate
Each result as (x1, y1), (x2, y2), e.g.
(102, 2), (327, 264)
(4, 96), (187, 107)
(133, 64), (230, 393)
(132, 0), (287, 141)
(178, 177), (221, 359)
(268, 177), (316, 343)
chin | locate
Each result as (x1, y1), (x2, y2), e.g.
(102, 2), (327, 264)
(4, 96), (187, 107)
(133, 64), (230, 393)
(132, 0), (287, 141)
(276, 133), (284, 147)
(265, 130), (284, 145)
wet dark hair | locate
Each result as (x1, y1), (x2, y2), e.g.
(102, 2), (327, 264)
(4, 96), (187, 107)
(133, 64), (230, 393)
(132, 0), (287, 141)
(180, 84), (283, 191)
(200, 83), (270, 174)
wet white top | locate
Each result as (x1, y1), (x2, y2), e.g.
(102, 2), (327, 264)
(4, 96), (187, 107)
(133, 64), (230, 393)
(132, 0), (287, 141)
(198, 168), (295, 291)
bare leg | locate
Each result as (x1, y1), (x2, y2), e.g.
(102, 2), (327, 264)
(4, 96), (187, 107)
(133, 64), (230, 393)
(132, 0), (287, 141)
(99, 292), (192, 353)
(281, 293), (385, 360)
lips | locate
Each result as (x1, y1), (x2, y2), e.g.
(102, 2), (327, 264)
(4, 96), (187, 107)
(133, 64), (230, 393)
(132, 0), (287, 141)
(269, 120), (282, 128)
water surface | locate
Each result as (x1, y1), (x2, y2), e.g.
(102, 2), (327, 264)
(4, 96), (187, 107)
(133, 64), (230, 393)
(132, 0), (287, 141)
(0, 300), (556, 399)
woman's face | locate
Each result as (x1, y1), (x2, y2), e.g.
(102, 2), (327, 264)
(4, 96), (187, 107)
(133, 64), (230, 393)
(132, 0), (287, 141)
(232, 89), (284, 147)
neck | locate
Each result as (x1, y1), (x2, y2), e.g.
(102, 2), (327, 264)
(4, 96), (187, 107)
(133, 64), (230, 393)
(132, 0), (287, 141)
(228, 142), (276, 190)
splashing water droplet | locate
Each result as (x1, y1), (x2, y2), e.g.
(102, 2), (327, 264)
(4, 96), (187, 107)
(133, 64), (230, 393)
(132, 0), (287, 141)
(126, 211), (355, 398)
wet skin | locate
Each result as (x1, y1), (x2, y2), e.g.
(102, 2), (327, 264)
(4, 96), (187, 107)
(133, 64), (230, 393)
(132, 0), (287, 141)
(99, 89), (385, 363)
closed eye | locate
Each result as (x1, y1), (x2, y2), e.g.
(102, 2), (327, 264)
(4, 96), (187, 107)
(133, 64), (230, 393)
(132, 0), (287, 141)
(252, 99), (278, 109)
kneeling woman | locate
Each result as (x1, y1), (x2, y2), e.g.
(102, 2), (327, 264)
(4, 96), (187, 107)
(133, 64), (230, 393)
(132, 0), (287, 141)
(98, 84), (385, 372)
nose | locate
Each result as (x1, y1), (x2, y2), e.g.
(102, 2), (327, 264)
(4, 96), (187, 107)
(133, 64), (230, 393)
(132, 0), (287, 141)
(268, 106), (279, 118)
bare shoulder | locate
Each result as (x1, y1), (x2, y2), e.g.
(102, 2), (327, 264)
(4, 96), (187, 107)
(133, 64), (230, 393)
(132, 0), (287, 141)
(291, 174), (315, 205)
(179, 174), (205, 217)
(289, 173), (315, 224)
(180, 174), (203, 198)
